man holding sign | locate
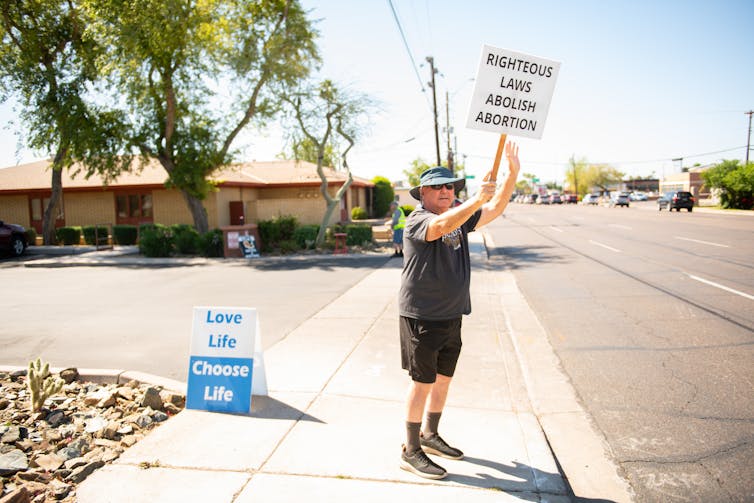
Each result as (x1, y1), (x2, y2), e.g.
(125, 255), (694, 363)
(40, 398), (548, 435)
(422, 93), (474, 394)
(398, 141), (520, 479)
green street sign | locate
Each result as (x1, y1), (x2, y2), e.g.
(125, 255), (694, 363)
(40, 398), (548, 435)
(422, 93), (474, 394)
(465, 175), (476, 179)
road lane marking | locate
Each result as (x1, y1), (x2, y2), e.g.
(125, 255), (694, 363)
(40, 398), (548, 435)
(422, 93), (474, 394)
(589, 240), (621, 252)
(686, 274), (754, 301)
(675, 236), (729, 248)
(549, 226), (564, 233)
(608, 224), (632, 230)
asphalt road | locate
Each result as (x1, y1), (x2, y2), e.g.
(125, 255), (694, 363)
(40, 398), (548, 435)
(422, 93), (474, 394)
(1, 254), (392, 381)
(484, 200), (754, 503)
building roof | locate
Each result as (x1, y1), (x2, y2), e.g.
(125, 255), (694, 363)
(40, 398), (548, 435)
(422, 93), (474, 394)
(0, 158), (373, 193)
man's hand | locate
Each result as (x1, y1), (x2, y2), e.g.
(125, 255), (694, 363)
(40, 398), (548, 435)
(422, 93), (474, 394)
(476, 171), (497, 204)
(505, 141), (520, 180)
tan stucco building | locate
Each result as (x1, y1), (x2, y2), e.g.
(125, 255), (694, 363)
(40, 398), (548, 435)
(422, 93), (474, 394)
(0, 158), (374, 233)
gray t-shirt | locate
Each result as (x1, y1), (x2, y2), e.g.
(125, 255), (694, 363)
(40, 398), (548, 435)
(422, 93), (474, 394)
(399, 206), (482, 320)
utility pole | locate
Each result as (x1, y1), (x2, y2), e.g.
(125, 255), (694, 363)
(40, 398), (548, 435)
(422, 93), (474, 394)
(746, 110), (753, 165)
(426, 56), (441, 166)
(445, 90), (454, 172)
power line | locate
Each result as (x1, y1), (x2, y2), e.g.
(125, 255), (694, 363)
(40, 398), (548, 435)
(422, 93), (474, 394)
(386, 0), (427, 99)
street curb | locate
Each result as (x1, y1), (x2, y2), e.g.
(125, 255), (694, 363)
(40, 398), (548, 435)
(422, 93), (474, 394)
(0, 365), (186, 394)
(482, 231), (635, 502)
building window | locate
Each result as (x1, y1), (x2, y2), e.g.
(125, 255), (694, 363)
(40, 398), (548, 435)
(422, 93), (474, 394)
(116, 191), (153, 224)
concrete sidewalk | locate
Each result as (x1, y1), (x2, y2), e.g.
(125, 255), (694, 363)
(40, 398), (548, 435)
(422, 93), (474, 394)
(65, 234), (632, 502)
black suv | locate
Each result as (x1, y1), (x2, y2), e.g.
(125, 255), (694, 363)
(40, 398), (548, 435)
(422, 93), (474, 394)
(658, 191), (694, 212)
(0, 220), (28, 256)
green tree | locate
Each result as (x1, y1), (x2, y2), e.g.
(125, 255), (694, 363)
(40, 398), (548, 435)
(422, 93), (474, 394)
(702, 159), (754, 209)
(87, 0), (319, 233)
(403, 157), (432, 187)
(281, 136), (337, 168)
(583, 163), (624, 193)
(372, 176), (394, 217)
(282, 79), (373, 247)
(565, 155), (588, 196)
(0, 1), (131, 244)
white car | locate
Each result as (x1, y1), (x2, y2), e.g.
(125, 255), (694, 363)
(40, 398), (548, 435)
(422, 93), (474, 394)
(582, 194), (600, 205)
(629, 192), (648, 201)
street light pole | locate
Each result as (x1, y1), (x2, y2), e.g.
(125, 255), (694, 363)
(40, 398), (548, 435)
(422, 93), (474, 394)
(426, 56), (441, 166)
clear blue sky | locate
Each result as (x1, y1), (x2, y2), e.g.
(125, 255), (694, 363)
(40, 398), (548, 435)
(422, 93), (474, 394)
(1, 0), (753, 188)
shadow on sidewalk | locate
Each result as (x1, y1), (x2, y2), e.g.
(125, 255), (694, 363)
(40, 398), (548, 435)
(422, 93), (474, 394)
(449, 457), (559, 497)
(229, 395), (326, 423)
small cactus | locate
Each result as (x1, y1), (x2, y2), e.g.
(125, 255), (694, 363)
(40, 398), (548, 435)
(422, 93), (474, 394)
(27, 358), (64, 412)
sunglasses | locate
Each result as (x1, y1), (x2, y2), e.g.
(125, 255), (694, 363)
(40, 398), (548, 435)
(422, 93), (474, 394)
(428, 183), (455, 191)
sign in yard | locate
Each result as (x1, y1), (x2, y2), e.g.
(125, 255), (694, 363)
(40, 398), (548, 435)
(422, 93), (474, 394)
(466, 45), (560, 140)
(186, 307), (266, 414)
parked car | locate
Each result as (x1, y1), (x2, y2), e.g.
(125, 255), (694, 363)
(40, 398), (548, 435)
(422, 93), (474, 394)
(524, 193), (539, 204)
(582, 194), (600, 205)
(0, 220), (28, 256)
(609, 192), (630, 207)
(550, 193), (562, 204)
(563, 194), (579, 204)
(629, 191), (648, 201)
(658, 191), (694, 212)
(537, 194), (551, 205)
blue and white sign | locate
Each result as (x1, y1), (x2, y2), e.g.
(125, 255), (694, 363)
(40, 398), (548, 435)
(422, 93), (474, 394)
(186, 307), (261, 413)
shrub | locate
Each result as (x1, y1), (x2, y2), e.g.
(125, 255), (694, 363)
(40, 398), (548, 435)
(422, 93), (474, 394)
(351, 206), (368, 220)
(293, 225), (319, 249)
(334, 223), (373, 246)
(372, 176), (394, 218)
(139, 224), (173, 257)
(113, 225), (138, 245)
(24, 227), (37, 246)
(82, 225), (109, 245)
(258, 215), (298, 252)
(55, 226), (81, 245)
(400, 204), (415, 217)
(278, 239), (299, 254)
(199, 229), (224, 257)
(171, 224), (200, 255)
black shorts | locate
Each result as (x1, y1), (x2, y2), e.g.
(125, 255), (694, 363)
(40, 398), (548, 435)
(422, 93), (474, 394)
(400, 316), (462, 384)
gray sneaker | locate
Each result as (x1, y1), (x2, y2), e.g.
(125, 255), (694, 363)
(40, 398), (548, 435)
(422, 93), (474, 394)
(400, 445), (447, 480)
(420, 433), (464, 460)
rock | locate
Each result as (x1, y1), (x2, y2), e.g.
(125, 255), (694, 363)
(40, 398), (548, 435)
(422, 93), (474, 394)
(116, 387), (134, 401)
(140, 387), (163, 410)
(116, 424), (133, 435)
(63, 457), (87, 471)
(56, 447), (81, 462)
(152, 411), (169, 423)
(15, 469), (51, 483)
(134, 414), (153, 429)
(58, 368), (79, 384)
(65, 460), (104, 484)
(1, 426), (25, 444)
(0, 486), (30, 503)
(30, 453), (64, 472)
(84, 416), (107, 434)
(120, 435), (137, 448)
(83, 390), (115, 408)
(48, 479), (72, 500)
(0, 449), (28, 476)
(45, 410), (66, 428)
(0, 398), (9, 410)
(159, 391), (185, 408)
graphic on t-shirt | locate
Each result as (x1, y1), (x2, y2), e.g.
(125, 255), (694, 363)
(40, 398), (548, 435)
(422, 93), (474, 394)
(441, 228), (462, 250)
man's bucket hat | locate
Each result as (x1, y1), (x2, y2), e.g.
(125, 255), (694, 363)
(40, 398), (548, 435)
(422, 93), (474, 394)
(409, 166), (465, 200)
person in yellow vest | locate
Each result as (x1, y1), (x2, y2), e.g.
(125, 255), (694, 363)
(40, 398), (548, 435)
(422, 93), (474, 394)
(386, 200), (406, 257)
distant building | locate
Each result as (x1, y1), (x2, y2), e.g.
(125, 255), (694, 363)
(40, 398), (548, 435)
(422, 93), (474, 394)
(659, 165), (712, 199)
(0, 158), (373, 233)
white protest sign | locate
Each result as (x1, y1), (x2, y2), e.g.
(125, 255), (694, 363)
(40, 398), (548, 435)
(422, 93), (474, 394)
(186, 306), (267, 414)
(466, 45), (560, 139)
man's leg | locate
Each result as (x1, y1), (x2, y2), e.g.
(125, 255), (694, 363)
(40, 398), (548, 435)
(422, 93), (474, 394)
(405, 380), (431, 453)
(401, 379), (447, 479)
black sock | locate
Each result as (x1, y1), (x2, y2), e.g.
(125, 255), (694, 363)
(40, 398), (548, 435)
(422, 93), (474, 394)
(424, 411), (442, 437)
(406, 421), (421, 453)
